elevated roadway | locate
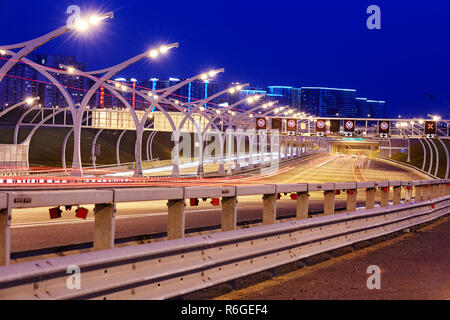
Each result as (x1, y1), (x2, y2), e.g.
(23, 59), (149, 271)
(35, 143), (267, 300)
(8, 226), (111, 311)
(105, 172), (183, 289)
(7, 154), (424, 260)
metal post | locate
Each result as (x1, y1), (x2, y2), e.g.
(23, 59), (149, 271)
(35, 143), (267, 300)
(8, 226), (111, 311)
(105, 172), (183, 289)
(94, 202), (116, 251)
(365, 188), (376, 209)
(0, 195), (11, 266)
(235, 134), (242, 172)
(248, 130), (255, 169)
(380, 187), (390, 207)
(407, 138), (411, 163)
(405, 187), (412, 203)
(296, 192), (309, 219)
(393, 186), (401, 205)
(167, 199), (185, 240)
(423, 185), (430, 200)
(346, 190), (357, 212)
(262, 193), (276, 225)
(323, 191), (335, 215)
(221, 196), (237, 232)
(133, 127), (144, 177)
(414, 185), (423, 202)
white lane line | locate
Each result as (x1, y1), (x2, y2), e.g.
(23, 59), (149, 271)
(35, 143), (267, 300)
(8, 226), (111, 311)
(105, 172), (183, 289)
(316, 157), (338, 168)
(12, 208), (222, 228)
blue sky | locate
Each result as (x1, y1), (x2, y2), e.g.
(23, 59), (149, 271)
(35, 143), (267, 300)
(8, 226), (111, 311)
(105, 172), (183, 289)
(0, 0), (449, 117)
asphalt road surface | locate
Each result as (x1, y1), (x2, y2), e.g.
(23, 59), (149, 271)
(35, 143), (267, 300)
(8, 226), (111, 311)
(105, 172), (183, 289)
(215, 215), (450, 300)
(9, 154), (423, 260)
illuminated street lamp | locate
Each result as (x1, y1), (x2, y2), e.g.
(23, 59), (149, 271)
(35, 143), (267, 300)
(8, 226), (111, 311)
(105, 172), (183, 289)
(74, 12), (114, 32)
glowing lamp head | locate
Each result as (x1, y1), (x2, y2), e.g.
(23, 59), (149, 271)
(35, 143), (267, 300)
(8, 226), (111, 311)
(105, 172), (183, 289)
(247, 97), (254, 103)
(200, 74), (208, 80)
(0, 50), (5, 55)
(76, 19), (89, 31)
(149, 50), (159, 58)
(25, 97), (34, 105)
(67, 66), (75, 74)
(159, 46), (169, 54)
(89, 15), (101, 26)
(229, 88), (236, 94)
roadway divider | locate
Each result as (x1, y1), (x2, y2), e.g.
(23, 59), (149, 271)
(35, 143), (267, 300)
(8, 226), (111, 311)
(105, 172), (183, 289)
(0, 192), (448, 299)
(0, 179), (449, 267)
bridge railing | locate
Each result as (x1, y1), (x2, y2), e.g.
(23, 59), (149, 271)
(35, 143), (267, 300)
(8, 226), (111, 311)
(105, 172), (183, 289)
(0, 178), (449, 268)
(0, 180), (448, 299)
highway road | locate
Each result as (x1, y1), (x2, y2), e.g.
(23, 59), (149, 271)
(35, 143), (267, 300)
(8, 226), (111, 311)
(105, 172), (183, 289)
(7, 154), (424, 261)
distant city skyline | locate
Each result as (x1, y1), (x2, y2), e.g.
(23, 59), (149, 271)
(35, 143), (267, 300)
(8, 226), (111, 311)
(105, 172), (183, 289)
(0, 53), (385, 119)
(0, 1), (448, 118)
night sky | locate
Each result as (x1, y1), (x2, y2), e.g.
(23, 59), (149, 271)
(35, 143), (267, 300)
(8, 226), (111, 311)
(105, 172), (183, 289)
(0, 0), (449, 118)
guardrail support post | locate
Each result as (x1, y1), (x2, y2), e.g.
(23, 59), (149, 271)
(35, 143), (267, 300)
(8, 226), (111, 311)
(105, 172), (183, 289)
(296, 192), (309, 219)
(434, 184), (440, 199)
(380, 187), (390, 207)
(414, 185), (423, 202)
(94, 202), (116, 251)
(323, 191), (335, 215)
(262, 194), (277, 225)
(167, 199), (185, 240)
(365, 188), (376, 209)
(346, 190), (357, 212)
(393, 186), (401, 205)
(221, 196), (237, 231)
(0, 195), (11, 266)
(423, 185), (430, 200)
(405, 187), (412, 203)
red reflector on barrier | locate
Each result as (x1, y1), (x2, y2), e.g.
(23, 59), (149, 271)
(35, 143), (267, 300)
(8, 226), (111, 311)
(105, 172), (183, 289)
(276, 193), (281, 199)
(407, 186), (412, 190)
(290, 193), (298, 200)
(335, 190), (341, 195)
(348, 190), (354, 195)
(383, 187), (388, 192)
(49, 207), (62, 219)
(426, 185), (429, 189)
(211, 198), (220, 206)
(190, 198), (199, 206)
(75, 207), (88, 219)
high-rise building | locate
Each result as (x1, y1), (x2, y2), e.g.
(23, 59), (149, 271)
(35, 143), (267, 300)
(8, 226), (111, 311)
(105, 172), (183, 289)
(32, 54), (90, 108)
(355, 98), (386, 118)
(0, 60), (37, 110)
(267, 86), (293, 109)
(300, 87), (357, 117)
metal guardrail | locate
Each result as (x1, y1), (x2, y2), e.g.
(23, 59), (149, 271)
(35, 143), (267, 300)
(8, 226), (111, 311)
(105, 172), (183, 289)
(0, 194), (448, 300)
(379, 157), (438, 180)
